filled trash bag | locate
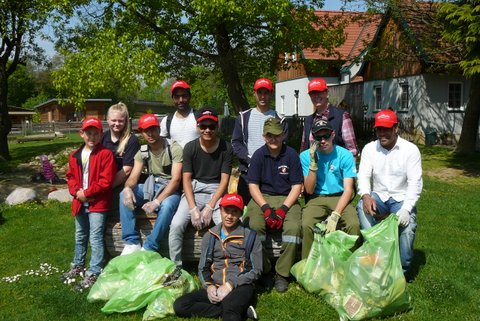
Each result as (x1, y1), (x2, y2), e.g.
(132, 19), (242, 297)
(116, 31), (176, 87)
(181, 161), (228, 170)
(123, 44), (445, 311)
(87, 251), (199, 320)
(292, 215), (411, 320)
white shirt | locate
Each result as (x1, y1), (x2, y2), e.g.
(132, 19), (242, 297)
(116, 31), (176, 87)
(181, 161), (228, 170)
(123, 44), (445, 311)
(160, 109), (199, 148)
(247, 108), (277, 157)
(357, 136), (423, 212)
(81, 148), (92, 207)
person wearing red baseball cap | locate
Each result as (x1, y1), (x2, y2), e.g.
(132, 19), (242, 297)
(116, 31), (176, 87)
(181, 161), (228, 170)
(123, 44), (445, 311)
(174, 193), (262, 320)
(160, 79), (199, 148)
(118, 113), (183, 256)
(63, 116), (116, 290)
(357, 109), (423, 277)
(301, 78), (359, 160)
(169, 106), (233, 269)
(232, 77), (288, 205)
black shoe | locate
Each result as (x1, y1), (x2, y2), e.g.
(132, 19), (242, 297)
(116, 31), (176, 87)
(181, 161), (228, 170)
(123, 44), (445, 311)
(258, 272), (274, 290)
(274, 274), (289, 293)
(246, 305), (258, 320)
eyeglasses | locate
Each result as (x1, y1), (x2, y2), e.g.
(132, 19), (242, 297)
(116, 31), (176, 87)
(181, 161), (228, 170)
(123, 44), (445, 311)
(313, 133), (332, 141)
(198, 123), (217, 130)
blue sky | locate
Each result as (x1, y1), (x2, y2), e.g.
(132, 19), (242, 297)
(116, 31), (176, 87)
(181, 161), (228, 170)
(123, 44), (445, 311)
(37, 0), (365, 58)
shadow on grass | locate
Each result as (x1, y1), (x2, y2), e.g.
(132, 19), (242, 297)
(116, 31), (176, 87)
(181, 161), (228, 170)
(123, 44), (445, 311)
(406, 249), (426, 283)
(422, 146), (480, 177)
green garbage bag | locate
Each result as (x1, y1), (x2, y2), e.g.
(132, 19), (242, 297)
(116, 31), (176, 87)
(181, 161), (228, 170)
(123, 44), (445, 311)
(88, 251), (162, 302)
(292, 215), (412, 320)
(336, 215), (411, 320)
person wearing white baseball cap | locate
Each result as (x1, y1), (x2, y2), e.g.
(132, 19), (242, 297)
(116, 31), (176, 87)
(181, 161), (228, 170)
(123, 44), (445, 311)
(301, 78), (358, 159)
(357, 109), (423, 277)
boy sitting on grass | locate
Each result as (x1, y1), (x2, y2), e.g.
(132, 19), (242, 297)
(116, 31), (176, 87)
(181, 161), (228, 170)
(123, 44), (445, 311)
(174, 193), (262, 321)
(62, 117), (116, 290)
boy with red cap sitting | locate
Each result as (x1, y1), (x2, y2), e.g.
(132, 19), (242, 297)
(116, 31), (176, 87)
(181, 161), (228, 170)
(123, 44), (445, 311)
(174, 193), (262, 321)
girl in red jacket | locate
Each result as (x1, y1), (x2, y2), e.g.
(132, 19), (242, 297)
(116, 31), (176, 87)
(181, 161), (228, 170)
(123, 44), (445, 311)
(62, 117), (116, 291)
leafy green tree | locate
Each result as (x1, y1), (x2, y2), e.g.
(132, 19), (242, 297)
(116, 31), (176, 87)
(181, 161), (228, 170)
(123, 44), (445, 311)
(439, 0), (480, 153)
(0, 0), (84, 160)
(53, 0), (345, 113)
(8, 64), (35, 107)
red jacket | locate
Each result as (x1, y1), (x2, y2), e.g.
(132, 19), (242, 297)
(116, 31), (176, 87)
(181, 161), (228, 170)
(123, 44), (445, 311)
(66, 144), (116, 216)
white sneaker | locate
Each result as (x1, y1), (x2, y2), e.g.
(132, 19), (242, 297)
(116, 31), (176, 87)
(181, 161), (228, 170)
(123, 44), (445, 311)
(120, 243), (142, 256)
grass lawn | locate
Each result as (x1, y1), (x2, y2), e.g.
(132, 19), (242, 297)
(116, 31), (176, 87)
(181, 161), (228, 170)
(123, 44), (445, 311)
(1, 142), (480, 321)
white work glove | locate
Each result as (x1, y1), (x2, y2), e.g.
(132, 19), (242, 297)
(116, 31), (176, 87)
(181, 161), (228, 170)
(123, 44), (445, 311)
(142, 199), (160, 214)
(325, 211), (341, 233)
(309, 141), (319, 172)
(201, 204), (214, 228)
(216, 283), (232, 301)
(396, 209), (410, 227)
(207, 285), (219, 304)
(123, 187), (136, 210)
(190, 206), (203, 230)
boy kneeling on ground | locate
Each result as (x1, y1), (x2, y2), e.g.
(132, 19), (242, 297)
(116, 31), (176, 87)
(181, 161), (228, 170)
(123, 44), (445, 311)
(174, 193), (262, 321)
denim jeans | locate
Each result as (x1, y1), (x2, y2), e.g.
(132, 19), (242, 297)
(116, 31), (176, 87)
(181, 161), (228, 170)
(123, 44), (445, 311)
(119, 183), (181, 251)
(169, 193), (222, 266)
(356, 192), (417, 273)
(73, 208), (106, 275)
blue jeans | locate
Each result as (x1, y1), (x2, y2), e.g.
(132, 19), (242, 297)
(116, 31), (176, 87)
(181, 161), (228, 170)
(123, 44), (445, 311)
(356, 192), (417, 273)
(73, 208), (106, 275)
(119, 183), (181, 251)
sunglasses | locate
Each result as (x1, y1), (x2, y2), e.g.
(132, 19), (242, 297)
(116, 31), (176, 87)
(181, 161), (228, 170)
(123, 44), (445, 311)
(313, 132), (332, 141)
(198, 123), (217, 130)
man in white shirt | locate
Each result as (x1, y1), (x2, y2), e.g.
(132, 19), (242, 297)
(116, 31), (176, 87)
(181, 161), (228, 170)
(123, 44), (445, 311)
(160, 80), (199, 148)
(357, 109), (423, 275)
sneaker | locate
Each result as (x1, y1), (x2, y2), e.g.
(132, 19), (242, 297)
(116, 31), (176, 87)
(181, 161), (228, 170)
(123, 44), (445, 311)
(274, 274), (289, 293)
(75, 273), (98, 292)
(60, 265), (85, 282)
(246, 305), (258, 320)
(120, 243), (142, 256)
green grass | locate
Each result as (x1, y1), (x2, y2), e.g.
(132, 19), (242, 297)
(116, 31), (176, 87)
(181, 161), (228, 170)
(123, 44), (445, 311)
(1, 143), (480, 320)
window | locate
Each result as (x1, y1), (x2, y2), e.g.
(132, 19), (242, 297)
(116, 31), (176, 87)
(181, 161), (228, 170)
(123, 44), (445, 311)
(448, 82), (462, 111)
(374, 86), (382, 110)
(399, 83), (409, 111)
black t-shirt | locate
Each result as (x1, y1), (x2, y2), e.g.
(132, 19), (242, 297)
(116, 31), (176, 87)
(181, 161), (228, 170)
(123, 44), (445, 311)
(101, 130), (140, 172)
(182, 138), (232, 184)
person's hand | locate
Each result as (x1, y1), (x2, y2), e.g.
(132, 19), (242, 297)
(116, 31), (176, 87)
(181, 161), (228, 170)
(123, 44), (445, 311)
(207, 285), (219, 304)
(325, 211), (341, 233)
(261, 204), (277, 229)
(201, 204), (214, 227)
(123, 187), (136, 210)
(270, 205), (289, 230)
(190, 206), (202, 230)
(396, 209), (410, 227)
(142, 199), (160, 214)
(76, 189), (87, 202)
(309, 141), (319, 172)
(361, 194), (376, 216)
(216, 283), (232, 301)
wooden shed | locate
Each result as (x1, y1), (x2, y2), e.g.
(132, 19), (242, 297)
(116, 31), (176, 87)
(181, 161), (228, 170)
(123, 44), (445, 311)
(34, 98), (112, 123)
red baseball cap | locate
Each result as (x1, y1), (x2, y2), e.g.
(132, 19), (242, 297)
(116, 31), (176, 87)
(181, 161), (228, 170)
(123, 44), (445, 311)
(374, 109), (398, 128)
(170, 80), (191, 95)
(219, 193), (244, 211)
(196, 107), (219, 123)
(253, 78), (273, 92)
(308, 78), (328, 93)
(138, 114), (160, 130)
(81, 117), (103, 131)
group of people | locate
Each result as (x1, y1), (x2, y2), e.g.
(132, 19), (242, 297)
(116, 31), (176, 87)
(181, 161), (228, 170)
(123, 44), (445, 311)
(62, 77), (423, 321)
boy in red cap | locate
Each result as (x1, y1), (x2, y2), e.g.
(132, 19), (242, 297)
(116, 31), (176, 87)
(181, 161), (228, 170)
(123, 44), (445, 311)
(232, 77), (288, 204)
(357, 109), (423, 276)
(160, 79), (199, 147)
(119, 113), (183, 255)
(174, 193), (262, 321)
(63, 117), (116, 290)
(301, 78), (358, 158)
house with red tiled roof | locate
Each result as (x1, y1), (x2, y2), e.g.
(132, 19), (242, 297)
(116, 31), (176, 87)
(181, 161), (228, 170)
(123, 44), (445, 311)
(275, 10), (381, 119)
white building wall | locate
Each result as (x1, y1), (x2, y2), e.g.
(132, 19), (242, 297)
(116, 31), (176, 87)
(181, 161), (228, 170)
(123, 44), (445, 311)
(275, 77), (339, 117)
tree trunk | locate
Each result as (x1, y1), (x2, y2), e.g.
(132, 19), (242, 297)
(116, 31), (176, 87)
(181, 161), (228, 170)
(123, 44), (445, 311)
(456, 74), (480, 154)
(215, 25), (250, 113)
(0, 69), (12, 161)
